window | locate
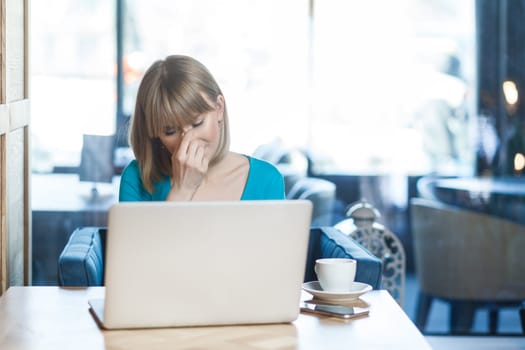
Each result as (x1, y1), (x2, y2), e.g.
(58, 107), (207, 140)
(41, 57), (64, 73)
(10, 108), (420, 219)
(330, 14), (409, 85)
(311, 0), (475, 174)
(31, 0), (115, 172)
(120, 0), (309, 155)
(31, 0), (475, 176)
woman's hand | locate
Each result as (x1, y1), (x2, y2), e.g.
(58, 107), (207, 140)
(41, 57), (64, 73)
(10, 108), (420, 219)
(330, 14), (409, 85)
(166, 130), (209, 201)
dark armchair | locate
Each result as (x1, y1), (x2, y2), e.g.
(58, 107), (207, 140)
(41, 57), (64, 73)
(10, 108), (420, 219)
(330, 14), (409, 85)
(58, 226), (382, 289)
(411, 197), (525, 334)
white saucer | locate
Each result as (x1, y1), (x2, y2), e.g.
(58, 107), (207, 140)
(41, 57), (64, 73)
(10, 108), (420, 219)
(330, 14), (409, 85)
(302, 281), (372, 302)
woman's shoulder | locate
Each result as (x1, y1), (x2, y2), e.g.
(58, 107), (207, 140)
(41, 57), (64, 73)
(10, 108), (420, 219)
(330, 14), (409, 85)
(121, 159), (140, 178)
(220, 152), (280, 177)
(242, 155), (285, 200)
(247, 155), (281, 177)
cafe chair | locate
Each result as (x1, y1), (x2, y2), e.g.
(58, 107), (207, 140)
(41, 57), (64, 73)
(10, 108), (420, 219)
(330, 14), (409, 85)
(58, 226), (382, 289)
(276, 163), (306, 196)
(334, 199), (406, 307)
(252, 139), (308, 171)
(252, 140), (311, 196)
(410, 197), (525, 334)
(286, 177), (337, 226)
(252, 139), (292, 165)
(58, 227), (107, 286)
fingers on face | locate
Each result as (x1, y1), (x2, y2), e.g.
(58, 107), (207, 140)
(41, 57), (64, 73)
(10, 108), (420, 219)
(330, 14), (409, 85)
(189, 141), (209, 169)
(187, 140), (200, 159)
(195, 145), (208, 169)
(176, 130), (192, 155)
(173, 130), (194, 162)
(174, 136), (208, 170)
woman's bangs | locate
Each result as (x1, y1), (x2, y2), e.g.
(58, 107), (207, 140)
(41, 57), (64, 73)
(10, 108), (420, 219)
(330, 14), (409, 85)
(147, 84), (215, 138)
(171, 87), (215, 122)
(147, 93), (178, 138)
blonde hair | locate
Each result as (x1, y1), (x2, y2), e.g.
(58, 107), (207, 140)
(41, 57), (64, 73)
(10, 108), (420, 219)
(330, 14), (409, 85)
(129, 55), (230, 193)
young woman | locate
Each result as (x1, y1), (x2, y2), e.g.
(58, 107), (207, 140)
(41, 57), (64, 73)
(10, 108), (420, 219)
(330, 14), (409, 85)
(119, 55), (285, 201)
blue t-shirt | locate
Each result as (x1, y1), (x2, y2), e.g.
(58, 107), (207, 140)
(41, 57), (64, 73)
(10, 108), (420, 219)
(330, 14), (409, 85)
(119, 155), (285, 201)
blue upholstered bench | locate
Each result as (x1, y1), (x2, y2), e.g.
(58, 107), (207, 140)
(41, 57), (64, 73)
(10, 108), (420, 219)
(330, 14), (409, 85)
(58, 227), (107, 286)
(58, 226), (382, 288)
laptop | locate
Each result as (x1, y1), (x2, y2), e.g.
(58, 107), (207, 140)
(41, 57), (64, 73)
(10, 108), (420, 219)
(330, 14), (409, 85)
(89, 200), (312, 329)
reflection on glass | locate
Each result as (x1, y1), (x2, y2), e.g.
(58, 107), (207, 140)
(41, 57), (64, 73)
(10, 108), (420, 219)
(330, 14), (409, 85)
(503, 80), (518, 106)
(514, 152), (525, 173)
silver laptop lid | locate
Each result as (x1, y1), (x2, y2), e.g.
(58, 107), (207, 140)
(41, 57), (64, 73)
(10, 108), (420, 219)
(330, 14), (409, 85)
(100, 200), (312, 329)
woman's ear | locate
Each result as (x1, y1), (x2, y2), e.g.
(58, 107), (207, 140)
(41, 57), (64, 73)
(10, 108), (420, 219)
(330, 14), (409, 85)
(216, 95), (225, 121)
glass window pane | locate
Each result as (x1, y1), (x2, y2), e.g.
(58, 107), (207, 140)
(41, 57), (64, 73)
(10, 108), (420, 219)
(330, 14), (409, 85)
(122, 0), (309, 154)
(312, 0), (475, 175)
(31, 0), (116, 172)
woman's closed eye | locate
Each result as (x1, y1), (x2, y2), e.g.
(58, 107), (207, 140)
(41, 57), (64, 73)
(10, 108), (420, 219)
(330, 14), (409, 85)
(192, 119), (204, 128)
(162, 118), (202, 136)
(163, 128), (178, 136)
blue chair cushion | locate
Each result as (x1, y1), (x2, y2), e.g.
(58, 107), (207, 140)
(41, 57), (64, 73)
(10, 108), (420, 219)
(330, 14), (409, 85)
(304, 227), (382, 289)
(58, 227), (106, 286)
(58, 226), (382, 289)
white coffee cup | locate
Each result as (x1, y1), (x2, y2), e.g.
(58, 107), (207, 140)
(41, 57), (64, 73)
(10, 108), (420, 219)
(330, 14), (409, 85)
(314, 258), (357, 292)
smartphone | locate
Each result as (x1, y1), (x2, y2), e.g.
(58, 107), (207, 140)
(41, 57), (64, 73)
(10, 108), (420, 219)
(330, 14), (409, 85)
(300, 302), (369, 319)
